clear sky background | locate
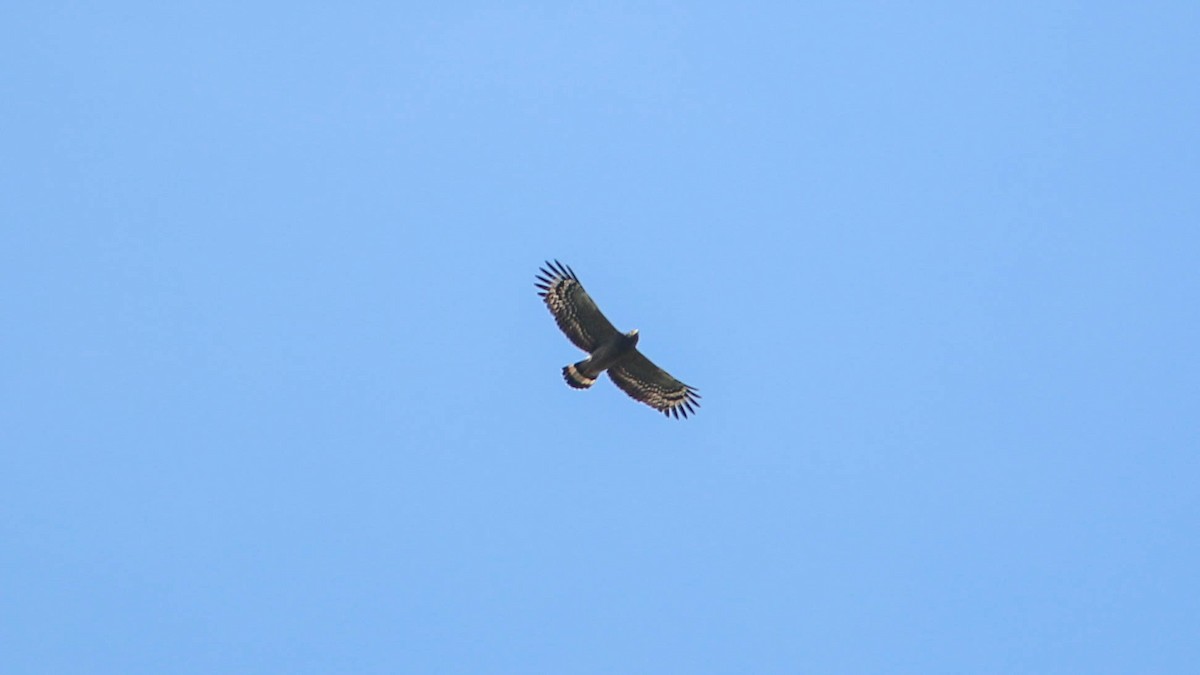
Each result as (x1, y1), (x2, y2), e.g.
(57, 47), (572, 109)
(3, 3), (1198, 673)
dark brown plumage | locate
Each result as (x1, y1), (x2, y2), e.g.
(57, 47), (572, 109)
(535, 260), (700, 419)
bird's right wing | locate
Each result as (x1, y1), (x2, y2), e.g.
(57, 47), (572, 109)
(535, 260), (622, 352)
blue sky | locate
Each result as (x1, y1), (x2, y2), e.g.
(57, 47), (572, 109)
(3, 2), (1198, 673)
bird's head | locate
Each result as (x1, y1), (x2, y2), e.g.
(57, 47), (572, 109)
(626, 328), (640, 345)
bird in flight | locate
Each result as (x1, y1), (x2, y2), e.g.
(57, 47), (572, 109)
(535, 260), (700, 419)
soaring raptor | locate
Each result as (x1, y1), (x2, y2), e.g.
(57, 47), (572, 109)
(536, 260), (700, 419)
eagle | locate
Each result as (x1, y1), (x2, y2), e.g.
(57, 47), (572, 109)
(536, 260), (701, 419)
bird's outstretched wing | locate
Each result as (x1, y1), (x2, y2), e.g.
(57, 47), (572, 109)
(535, 260), (622, 352)
(608, 349), (701, 419)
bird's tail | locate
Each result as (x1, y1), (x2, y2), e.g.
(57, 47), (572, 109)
(563, 359), (599, 389)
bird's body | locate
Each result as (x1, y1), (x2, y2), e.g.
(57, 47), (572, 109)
(562, 329), (640, 389)
(535, 260), (700, 419)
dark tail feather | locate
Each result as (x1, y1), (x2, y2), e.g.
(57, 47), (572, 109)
(563, 361), (598, 389)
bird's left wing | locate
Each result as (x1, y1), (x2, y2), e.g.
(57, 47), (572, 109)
(608, 349), (701, 419)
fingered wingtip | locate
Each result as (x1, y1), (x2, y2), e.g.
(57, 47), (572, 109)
(539, 259), (579, 282)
